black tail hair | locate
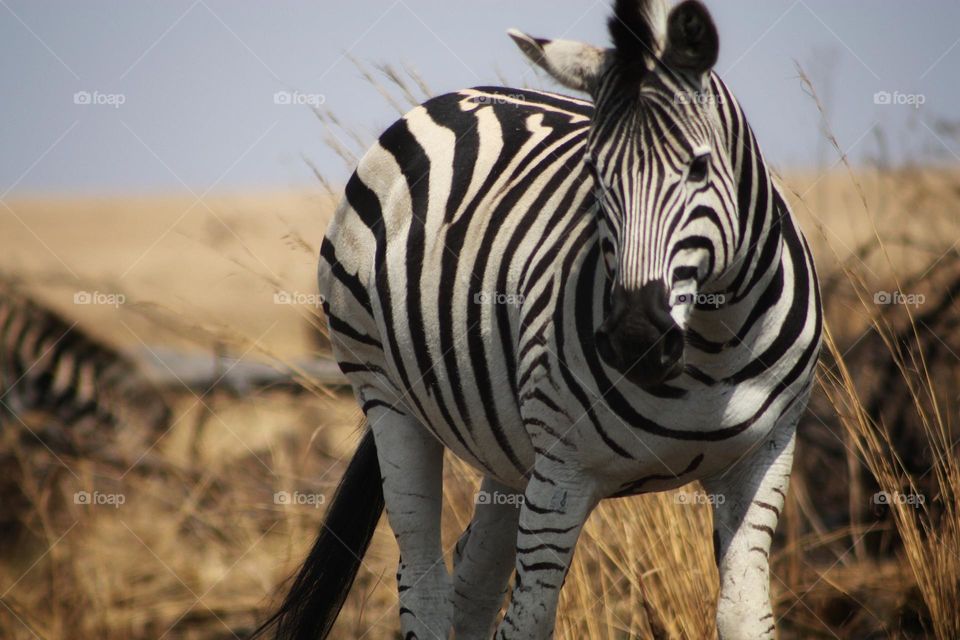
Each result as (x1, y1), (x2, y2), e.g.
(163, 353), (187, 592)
(251, 429), (384, 640)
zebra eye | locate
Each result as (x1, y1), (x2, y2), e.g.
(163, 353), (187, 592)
(688, 154), (709, 182)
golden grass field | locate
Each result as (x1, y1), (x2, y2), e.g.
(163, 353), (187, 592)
(1, 162), (959, 639)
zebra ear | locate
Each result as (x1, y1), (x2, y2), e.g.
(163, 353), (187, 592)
(661, 0), (718, 80)
(508, 29), (608, 94)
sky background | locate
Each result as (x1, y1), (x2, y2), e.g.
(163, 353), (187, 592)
(1, 0), (958, 195)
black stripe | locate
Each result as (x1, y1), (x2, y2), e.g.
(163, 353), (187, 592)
(361, 398), (405, 416)
(612, 453), (704, 497)
(324, 306), (382, 348)
(320, 237), (373, 316)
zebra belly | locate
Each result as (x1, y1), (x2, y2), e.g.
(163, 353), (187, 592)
(523, 373), (800, 498)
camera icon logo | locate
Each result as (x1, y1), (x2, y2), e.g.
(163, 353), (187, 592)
(73, 91), (92, 105)
(74, 490), (91, 504)
(274, 91), (292, 105)
(274, 490), (292, 505)
(873, 91), (892, 105)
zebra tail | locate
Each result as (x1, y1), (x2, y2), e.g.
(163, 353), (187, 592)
(252, 429), (384, 640)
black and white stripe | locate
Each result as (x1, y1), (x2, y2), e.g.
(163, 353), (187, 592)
(264, 2), (822, 639)
(0, 285), (170, 452)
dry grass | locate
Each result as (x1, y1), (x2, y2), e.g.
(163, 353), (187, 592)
(2, 164), (958, 639)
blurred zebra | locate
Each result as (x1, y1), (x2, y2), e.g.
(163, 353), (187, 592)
(0, 283), (170, 455)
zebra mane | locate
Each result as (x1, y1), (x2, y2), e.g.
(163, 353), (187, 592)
(608, 0), (667, 80)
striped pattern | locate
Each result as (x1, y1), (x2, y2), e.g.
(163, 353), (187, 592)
(321, 81), (820, 483)
(0, 286), (170, 452)
(312, 2), (822, 638)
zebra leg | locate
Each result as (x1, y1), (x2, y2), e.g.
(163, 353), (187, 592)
(494, 459), (599, 640)
(701, 421), (797, 640)
(452, 476), (522, 640)
(368, 407), (452, 640)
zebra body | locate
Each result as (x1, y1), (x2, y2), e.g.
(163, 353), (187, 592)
(323, 85), (815, 495)
(265, 2), (821, 639)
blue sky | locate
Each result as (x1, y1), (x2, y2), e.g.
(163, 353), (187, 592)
(1, 1), (958, 195)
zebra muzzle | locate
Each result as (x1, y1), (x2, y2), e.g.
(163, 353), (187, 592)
(596, 281), (685, 388)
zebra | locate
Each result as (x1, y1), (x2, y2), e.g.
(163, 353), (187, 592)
(258, 0), (822, 638)
(0, 283), (171, 455)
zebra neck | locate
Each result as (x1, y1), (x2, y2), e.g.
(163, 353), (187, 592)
(724, 107), (786, 306)
(690, 92), (793, 353)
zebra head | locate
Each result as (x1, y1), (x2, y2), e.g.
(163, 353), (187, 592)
(510, 0), (737, 388)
